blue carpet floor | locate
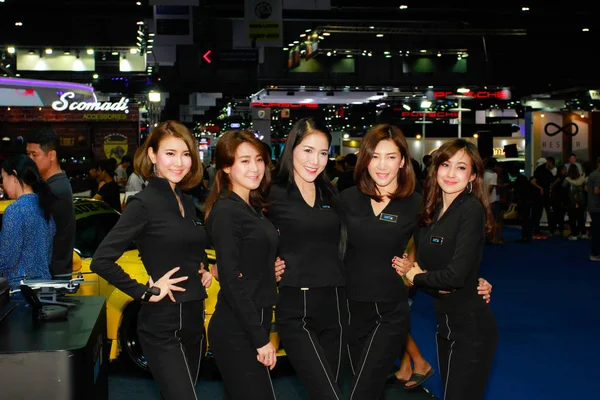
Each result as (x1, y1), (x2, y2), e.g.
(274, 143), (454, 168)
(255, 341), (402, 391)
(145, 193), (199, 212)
(409, 226), (600, 399)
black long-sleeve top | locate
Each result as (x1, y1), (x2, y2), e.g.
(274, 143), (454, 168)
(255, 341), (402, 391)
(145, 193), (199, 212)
(206, 192), (278, 348)
(341, 187), (421, 302)
(90, 177), (208, 303)
(267, 183), (345, 288)
(414, 190), (487, 314)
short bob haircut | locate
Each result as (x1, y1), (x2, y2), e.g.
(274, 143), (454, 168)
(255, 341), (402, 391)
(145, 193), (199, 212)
(421, 139), (494, 233)
(134, 120), (203, 191)
(354, 124), (416, 201)
(204, 130), (272, 218)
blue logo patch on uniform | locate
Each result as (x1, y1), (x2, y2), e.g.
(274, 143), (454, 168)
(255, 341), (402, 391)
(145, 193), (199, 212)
(320, 204), (331, 210)
(430, 236), (444, 245)
(193, 219), (203, 226)
(379, 213), (398, 223)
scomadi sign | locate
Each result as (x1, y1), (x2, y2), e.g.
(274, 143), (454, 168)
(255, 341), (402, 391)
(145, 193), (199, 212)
(52, 92), (129, 112)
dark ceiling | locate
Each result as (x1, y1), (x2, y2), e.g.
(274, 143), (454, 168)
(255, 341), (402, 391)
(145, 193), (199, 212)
(0, 0), (598, 99)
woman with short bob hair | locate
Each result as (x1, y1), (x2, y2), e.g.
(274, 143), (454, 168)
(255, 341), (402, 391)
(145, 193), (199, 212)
(91, 120), (212, 400)
(134, 120), (203, 191)
(402, 139), (498, 400)
(205, 130), (279, 400)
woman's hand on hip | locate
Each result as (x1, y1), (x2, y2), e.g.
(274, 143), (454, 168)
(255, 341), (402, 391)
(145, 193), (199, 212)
(148, 267), (188, 302)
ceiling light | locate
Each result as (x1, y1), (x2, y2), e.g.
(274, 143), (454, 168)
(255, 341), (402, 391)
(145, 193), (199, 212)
(136, 1), (142, 5)
(93, 74), (99, 79)
(7, 47), (15, 54)
(399, 5), (408, 9)
(369, 26), (375, 29)
(583, 28), (590, 32)
(323, 32), (330, 36)
(376, 34), (384, 37)
(64, 50), (71, 55)
(305, 29), (311, 33)
(437, 52), (442, 57)
(522, 6), (530, 11)
(283, 47), (289, 51)
(402, 104), (411, 110)
(45, 48), (53, 54)
(87, 49), (94, 55)
(457, 87), (470, 93)
(421, 100), (432, 108)
(299, 34), (306, 37)
(137, 21), (144, 25)
(111, 51), (119, 55)
(15, 21), (23, 26)
(420, 50), (427, 53)
(130, 48), (138, 54)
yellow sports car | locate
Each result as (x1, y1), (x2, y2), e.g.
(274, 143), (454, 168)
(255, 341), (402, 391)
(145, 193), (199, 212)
(0, 198), (283, 371)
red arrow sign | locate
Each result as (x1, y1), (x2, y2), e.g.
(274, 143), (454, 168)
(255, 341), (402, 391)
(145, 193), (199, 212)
(203, 50), (212, 63)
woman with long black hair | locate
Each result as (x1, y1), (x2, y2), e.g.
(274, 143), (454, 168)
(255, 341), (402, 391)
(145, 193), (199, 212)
(0, 154), (55, 285)
(267, 117), (347, 400)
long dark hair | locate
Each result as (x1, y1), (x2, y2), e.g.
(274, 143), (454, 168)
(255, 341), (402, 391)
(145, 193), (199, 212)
(275, 117), (347, 257)
(421, 139), (494, 233)
(354, 124), (416, 201)
(2, 154), (54, 221)
(204, 130), (272, 219)
(276, 117), (335, 196)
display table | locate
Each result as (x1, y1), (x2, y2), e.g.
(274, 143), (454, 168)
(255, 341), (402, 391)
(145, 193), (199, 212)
(0, 296), (108, 400)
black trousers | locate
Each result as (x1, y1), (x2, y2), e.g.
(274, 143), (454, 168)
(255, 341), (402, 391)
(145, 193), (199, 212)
(137, 300), (205, 400)
(347, 300), (410, 400)
(567, 206), (586, 236)
(532, 197), (553, 233)
(276, 287), (348, 400)
(208, 302), (276, 400)
(436, 307), (498, 400)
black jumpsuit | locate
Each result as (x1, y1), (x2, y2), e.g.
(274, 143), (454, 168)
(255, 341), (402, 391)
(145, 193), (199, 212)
(91, 177), (208, 400)
(206, 192), (279, 400)
(341, 186), (421, 400)
(414, 191), (498, 400)
(267, 183), (347, 400)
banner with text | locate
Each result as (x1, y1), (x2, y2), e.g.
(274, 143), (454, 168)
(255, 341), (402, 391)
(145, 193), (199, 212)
(245, 0), (283, 47)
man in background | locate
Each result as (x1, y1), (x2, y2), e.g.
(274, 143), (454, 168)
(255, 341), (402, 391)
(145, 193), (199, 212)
(26, 127), (76, 278)
(337, 153), (358, 192)
(587, 157), (600, 261)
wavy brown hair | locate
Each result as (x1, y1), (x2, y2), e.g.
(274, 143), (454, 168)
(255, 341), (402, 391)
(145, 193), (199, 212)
(421, 139), (494, 233)
(355, 124), (416, 201)
(204, 130), (272, 219)
(134, 120), (203, 190)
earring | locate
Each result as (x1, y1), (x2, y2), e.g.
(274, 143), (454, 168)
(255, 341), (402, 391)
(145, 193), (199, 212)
(153, 164), (157, 176)
(467, 181), (473, 194)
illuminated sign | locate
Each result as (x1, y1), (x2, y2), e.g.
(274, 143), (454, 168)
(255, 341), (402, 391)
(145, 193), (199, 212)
(52, 92), (129, 112)
(251, 102), (319, 108)
(203, 50), (212, 64)
(433, 90), (510, 99)
(399, 111), (459, 118)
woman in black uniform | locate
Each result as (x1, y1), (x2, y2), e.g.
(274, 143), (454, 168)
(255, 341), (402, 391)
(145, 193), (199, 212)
(91, 121), (213, 400)
(340, 124), (421, 400)
(267, 117), (347, 400)
(205, 130), (279, 400)
(403, 139), (498, 400)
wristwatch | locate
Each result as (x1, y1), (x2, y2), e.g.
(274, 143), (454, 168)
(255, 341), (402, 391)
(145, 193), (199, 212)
(142, 285), (161, 302)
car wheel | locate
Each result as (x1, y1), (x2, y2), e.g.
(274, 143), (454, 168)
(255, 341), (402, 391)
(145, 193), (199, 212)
(119, 301), (149, 372)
